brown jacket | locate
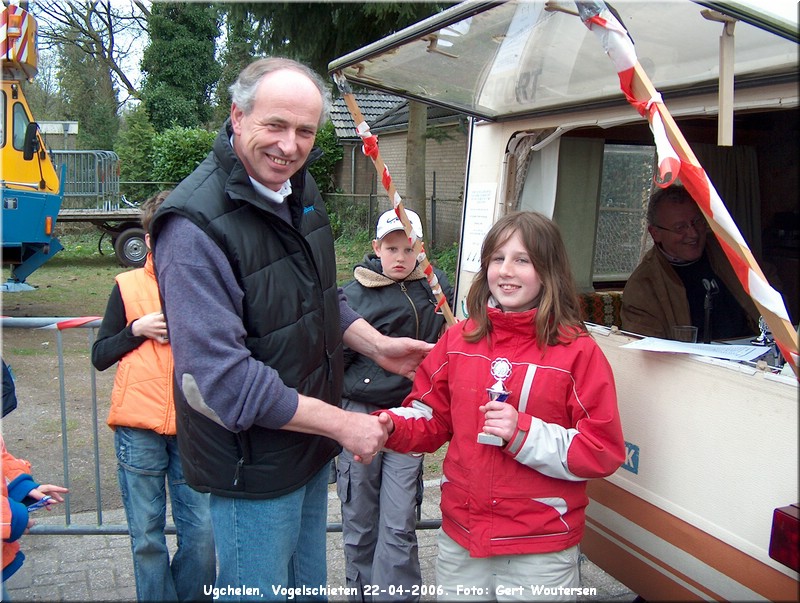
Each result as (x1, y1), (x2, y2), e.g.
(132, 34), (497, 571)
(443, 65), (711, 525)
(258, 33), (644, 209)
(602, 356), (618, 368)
(621, 237), (760, 338)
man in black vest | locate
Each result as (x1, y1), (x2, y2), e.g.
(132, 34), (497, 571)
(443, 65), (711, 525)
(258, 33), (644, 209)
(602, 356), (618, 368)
(150, 58), (432, 600)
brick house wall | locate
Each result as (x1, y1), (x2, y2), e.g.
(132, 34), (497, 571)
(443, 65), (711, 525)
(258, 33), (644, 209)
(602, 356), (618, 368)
(336, 144), (379, 197)
(335, 123), (467, 247)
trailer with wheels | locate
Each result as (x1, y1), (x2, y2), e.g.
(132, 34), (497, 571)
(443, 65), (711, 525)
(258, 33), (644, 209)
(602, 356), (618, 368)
(56, 207), (146, 268)
(47, 150), (153, 268)
(1, 6), (146, 289)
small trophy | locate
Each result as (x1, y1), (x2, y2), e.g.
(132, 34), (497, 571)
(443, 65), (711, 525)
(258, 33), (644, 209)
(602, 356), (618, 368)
(751, 316), (773, 346)
(478, 358), (512, 446)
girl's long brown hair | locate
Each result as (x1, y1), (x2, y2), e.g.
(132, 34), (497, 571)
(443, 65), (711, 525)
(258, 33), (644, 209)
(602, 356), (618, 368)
(464, 211), (585, 347)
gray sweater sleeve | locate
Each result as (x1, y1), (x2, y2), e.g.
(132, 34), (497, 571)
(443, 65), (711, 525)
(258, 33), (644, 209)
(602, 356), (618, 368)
(339, 287), (361, 333)
(153, 215), (298, 432)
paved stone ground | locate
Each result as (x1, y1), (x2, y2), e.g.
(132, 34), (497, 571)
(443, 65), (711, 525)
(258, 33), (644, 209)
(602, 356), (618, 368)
(4, 481), (636, 602)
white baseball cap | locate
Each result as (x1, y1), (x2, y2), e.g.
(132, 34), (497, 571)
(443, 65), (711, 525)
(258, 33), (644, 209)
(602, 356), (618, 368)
(375, 208), (423, 240)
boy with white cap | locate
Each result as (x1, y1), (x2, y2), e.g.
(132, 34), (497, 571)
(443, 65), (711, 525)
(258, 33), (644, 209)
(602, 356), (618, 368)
(337, 208), (453, 602)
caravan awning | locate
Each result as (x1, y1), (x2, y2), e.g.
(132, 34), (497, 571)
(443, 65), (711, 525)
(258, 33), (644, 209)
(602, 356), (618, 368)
(328, 0), (798, 122)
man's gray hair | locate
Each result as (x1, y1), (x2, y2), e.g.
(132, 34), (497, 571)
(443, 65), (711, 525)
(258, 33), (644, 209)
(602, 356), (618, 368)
(228, 57), (332, 128)
(646, 184), (694, 225)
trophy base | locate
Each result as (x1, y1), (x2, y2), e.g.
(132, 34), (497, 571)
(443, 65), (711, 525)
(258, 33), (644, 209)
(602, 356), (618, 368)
(477, 432), (504, 446)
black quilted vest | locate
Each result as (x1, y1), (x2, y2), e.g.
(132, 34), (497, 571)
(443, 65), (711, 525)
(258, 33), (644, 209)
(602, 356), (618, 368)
(151, 122), (343, 498)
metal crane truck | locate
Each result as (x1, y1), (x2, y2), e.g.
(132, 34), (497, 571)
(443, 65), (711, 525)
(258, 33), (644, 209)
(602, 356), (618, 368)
(2, 3), (147, 291)
(1, 2), (65, 291)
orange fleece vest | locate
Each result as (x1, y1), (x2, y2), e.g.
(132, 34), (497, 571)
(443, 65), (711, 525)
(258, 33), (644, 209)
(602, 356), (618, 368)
(106, 256), (175, 434)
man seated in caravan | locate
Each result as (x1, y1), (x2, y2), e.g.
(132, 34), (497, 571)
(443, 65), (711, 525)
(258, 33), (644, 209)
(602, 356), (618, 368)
(621, 184), (761, 342)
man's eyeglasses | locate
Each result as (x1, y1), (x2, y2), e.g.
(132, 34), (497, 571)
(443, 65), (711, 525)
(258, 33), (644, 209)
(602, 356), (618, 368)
(652, 216), (707, 235)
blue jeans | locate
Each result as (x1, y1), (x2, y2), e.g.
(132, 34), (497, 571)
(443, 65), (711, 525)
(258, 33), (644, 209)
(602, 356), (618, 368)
(209, 466), (329, 601)
(115, 427), (216, 602)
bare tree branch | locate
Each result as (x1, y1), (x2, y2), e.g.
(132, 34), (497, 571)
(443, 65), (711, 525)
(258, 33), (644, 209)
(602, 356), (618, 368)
(31, 0), (148, 100)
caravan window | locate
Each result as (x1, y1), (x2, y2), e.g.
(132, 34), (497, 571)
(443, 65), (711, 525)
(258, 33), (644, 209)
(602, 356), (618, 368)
(518, 122), (774, 290)
(518, 137), (658, 288)
(594, 144), (656, 283)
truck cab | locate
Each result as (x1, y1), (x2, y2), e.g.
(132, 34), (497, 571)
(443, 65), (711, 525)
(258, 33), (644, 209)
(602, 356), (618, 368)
(2, 3), (64, 291)
(330, 1), (798, 599)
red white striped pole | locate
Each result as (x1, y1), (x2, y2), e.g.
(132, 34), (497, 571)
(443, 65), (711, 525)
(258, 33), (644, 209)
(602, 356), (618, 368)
(332, 72), (456, 327)
(577, 1), (798, 377)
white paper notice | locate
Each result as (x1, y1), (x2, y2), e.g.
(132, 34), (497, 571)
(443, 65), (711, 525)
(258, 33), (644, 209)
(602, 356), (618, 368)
(622, 337), (771, 363)
(461, 183), (497, 273)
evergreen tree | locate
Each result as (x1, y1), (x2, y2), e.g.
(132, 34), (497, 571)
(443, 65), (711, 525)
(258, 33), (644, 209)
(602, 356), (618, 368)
(151, 126), (216, 183)
(115, 104), (157, 203)
(214, 5), (257, 124)
(141, 2), (222, 131)
(242, 3), (451, 77)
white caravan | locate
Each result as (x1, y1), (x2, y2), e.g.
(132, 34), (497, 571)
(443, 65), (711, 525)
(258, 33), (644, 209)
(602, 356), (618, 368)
(330, 1), (799, 600)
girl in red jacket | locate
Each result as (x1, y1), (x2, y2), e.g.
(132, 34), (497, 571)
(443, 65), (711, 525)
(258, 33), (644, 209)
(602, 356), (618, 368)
(380, 212), (625, 601)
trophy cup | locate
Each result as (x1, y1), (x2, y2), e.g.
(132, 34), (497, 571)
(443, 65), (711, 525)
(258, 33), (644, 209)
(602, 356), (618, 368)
(751, 315), (782, 367)
(477, 358), (512, 446)
(751, 316), (772, 346)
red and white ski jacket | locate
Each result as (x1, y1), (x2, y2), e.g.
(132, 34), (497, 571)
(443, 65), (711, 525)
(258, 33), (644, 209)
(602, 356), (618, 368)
(383, 307), (625, 558)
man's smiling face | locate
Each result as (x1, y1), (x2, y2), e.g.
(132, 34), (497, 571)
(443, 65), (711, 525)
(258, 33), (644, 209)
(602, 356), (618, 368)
(649, 198), (708, 263)
(230, 68), (323, 192)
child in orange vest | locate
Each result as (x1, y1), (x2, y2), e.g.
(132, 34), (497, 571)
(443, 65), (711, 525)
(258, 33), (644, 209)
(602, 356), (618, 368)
(92, 191), (215, 601)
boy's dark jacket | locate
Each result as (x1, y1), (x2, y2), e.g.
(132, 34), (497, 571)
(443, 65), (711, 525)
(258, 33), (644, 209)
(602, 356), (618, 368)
(341, 254), (453, 409)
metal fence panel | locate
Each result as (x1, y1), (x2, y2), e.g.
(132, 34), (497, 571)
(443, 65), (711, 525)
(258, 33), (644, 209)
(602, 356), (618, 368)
(2, 316), (441, 536)
(50, 150), (121, 211)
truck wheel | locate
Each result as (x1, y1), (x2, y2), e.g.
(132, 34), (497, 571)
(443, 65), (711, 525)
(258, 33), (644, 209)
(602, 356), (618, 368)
(114, 228), (147, 268)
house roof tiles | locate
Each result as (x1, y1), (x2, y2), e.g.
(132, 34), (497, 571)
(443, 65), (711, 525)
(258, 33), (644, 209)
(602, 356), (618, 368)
(370, 101), (463, 131)
(330, 92), (404, 139)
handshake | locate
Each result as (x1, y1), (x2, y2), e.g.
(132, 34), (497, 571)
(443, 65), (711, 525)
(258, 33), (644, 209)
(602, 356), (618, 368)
(341, 410), (395, 464)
